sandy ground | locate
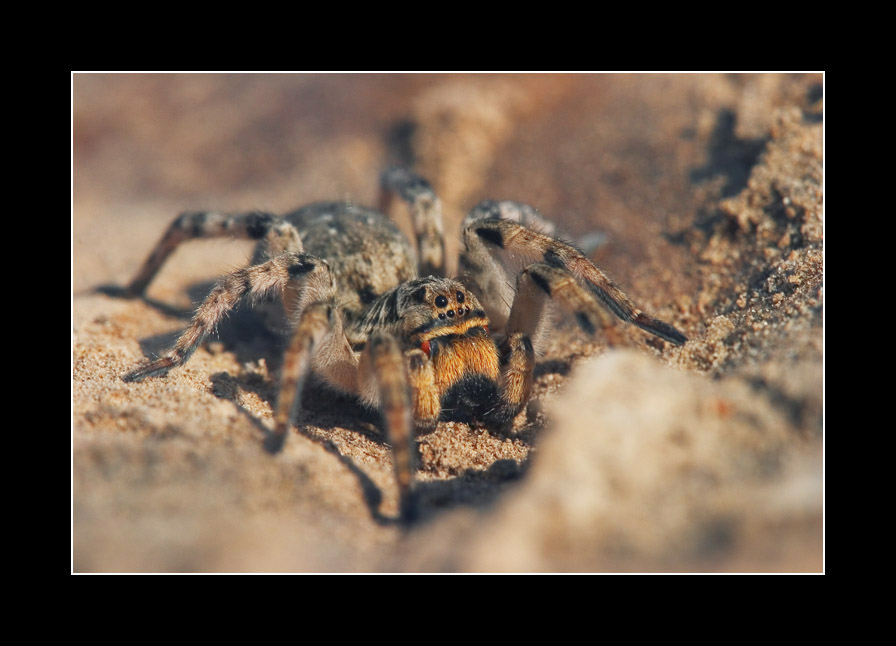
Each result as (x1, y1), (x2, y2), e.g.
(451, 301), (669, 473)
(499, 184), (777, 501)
(72, 73), (824, 573)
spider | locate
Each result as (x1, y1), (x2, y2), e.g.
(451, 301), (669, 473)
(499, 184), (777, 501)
(120, 169), (687, 521)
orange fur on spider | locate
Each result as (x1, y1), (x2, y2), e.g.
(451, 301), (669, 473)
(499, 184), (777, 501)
(428, 327), (500, 391)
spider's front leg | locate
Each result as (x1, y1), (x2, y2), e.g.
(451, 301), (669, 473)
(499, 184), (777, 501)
(266, 298), (357, 452)
(459, 212), (687, 429)
(269, 311), (429, 522)
(462, 216), (688, 345)
(484, 260), (666, 429)
(122, 251), (331, 382)
(357, 334), (428, 521)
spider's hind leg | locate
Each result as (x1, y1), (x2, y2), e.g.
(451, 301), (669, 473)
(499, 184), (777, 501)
(123, 210), (300, 297)
(379, 168), (446, 277)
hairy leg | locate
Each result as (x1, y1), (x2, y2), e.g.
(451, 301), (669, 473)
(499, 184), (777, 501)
(265, 300), (358, 452)
(358, 332), (419, 521)
(379, 168), (446, 278)
(464, 218), (687, 345)
(124, 210), (299, 297)
(123, 252), (331, 382)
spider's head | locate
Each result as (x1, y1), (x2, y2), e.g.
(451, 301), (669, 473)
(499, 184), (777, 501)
(399, 277), (502, 420)
(398, 277), (490, 350)
(355, 277), (498, 390)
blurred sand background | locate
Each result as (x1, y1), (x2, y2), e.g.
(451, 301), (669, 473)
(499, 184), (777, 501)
(72, 73), (823, 572)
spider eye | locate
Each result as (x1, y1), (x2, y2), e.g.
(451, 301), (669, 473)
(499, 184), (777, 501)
(435, 294), (448, 308)
(456, 291), (465, 303)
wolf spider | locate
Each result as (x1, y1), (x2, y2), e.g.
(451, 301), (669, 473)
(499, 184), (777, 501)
(120, 169), (687, 521)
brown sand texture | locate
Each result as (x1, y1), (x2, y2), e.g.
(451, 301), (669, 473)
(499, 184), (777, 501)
(73, 73), (824, 573)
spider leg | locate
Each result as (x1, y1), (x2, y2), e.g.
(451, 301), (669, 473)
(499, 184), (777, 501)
(507, 262), (614, 339)
(459, 200), (572, 333)
(266, 298), (359, 449)
(379, 168), (446, 277)
(458, 221), (517, 333)
(483, 259), (660, 428)
(123, 210), (301, 297)
(268, 308), (424, 522)
(481, 331), (536, 428)
(268, 321), (422, 521)
(405, 348), (441, 433)
(358, 333), (420, 521)
(464, 218), (687, 345)
(122, 252), (330, 382)
(463, 200), (562, 238)
(467, 259), (598, 427)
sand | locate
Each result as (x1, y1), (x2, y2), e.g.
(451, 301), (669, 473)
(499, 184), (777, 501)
(72, 73), (823, 572)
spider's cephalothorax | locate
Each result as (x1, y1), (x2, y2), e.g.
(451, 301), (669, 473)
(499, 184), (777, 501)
(120, 168), (687, 521)
(354, 276), (509, 427)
